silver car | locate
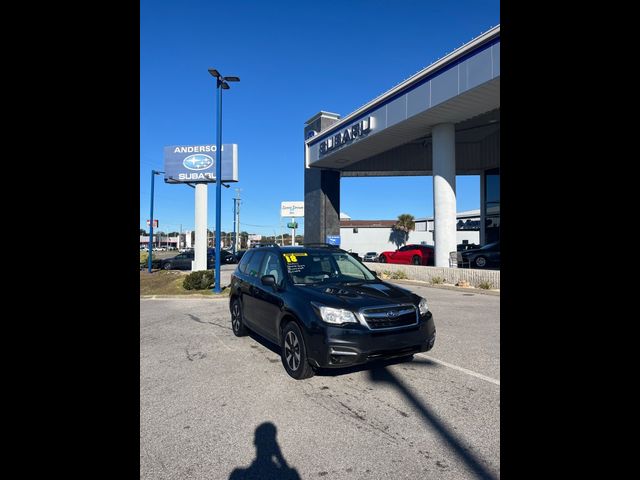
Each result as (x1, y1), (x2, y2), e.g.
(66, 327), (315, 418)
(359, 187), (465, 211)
(363, 251), (378, 262)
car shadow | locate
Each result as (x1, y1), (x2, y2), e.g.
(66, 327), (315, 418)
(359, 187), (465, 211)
(368, 365), (498, 480)
(228, 422), (301, 480)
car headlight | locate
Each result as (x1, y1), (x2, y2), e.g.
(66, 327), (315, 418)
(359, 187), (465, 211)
(312, 303), (358, 325)
(418, 297), (429, 316)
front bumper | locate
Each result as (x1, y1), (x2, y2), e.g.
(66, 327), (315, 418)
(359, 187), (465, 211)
(307, 311), (436, 368)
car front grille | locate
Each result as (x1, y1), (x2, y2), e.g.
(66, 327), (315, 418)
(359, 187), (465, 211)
(358, 304), (418, 330)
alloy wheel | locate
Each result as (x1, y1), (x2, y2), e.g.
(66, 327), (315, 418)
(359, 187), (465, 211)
(284, 331), (301, 371)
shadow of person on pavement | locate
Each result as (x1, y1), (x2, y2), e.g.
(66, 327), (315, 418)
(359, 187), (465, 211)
(229, 422), (301, 480)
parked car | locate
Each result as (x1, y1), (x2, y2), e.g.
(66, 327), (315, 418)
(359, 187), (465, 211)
(457, 243), (479, 252)
(378, 244), (435, 266)
(158, 250), (215, 270)
(459, 241), (500, 269)
(235, 250), (248, 263)
(208, 248), (236, 264)
(363, 252), (378, 262)
(229, 244), (436, 379)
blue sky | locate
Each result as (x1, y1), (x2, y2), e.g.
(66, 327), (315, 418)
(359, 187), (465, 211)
(140, 0), (500, 235)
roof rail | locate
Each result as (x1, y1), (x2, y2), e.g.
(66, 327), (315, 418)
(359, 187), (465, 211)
(302, 243), (339, 248)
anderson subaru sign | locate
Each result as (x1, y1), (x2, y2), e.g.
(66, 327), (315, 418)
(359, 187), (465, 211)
(163, 144), (238, 183)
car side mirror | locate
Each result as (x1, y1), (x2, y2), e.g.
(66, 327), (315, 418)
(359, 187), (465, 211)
(261, 275), (276, 286)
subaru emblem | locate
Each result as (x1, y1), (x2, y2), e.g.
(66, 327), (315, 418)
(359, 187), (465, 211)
(183, 154), (214, 171)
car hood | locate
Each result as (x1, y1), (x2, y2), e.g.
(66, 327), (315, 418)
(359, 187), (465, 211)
(293, 280), (417, 309)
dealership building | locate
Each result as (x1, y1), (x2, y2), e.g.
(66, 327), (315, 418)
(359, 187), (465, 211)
(304, 26), (500, 267)
(339, 210), (480, 256)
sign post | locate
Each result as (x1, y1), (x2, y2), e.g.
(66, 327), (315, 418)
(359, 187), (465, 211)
(163, 144), (239, 275)
(281, 201), (304, 246)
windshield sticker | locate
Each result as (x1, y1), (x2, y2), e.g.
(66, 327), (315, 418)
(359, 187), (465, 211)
(283, 253), (308, 263)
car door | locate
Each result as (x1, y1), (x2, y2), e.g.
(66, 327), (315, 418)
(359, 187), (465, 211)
(393, 245), (412, 264)
(170, 253), (186, 269)
(240, 251), (265, 329)
(250, 251), (285, 342)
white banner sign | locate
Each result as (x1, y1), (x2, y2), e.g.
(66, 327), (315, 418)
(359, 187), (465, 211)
(280, 201), (304, 218)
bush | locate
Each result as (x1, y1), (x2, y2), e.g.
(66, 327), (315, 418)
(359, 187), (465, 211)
(430, 276), (445, 284)
(477, 280), (493, 290)
(140, 252), (148, 268)
(389, 270), (408, 280)
(183, 270), (215, 290)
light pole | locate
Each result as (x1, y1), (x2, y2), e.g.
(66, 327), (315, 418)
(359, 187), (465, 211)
(148, 169), (164, 273)
(208, 68), (239, 293)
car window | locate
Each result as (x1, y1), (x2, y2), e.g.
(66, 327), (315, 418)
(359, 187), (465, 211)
(246, 251), (265, 278)
(285, 251), (375, 285)
(175, 254), (185, 259)
(237, 251), (254, 274)
(260, 252), (284, 286)
(398, 245), (411, 252)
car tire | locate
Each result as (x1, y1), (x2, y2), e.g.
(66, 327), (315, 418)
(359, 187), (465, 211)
(412, 255), (421, 265)
(281, 322), (315, 380)
(230, 298), (248, 337)
(474, 256), (487, 268)
(379, 256), (387, 263)
(163, 262), (172, 270)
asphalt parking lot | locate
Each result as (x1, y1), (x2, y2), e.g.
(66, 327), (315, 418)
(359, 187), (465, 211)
(140, 284), (500, 479)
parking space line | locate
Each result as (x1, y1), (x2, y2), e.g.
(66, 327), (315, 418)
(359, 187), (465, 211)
(417, 354), (500, 386)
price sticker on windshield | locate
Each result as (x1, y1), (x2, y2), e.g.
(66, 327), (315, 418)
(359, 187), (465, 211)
(283, 253), (307, 263)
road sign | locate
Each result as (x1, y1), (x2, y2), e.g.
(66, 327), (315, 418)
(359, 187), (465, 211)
(147, 219), (158, 228)
(287, 222), (298, 229)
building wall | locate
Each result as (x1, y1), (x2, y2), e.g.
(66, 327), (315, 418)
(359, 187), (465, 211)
(339, 228), (479, 256)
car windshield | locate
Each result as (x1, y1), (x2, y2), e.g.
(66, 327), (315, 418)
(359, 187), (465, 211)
(284, 251), (376, 285)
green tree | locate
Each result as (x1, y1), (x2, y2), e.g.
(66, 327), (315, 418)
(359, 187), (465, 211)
(140, 229), (147, 236)
(390, 213), (415, 247)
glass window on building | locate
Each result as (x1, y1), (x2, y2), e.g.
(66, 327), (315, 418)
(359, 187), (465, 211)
(484, 167), (500, 244)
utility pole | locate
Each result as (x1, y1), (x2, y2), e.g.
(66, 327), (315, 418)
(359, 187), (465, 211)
(233, 188), (241, 254)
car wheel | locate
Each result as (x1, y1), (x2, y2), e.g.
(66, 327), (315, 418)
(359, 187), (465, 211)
(412, 255), (421, 265)
(474, 256), (487, 268)
(163, 262), (172, 270)
(281, 322), (315, 380)
(379, 256), (387, 263)
(230, 298), (248, 337)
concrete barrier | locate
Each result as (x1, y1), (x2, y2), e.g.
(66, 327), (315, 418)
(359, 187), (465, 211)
(366, 262), (500, 289)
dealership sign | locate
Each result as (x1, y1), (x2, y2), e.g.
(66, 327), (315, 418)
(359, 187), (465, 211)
(319, 116), (374, 155)
(163, 144), (238, 183)
(281, 201), (304, 218)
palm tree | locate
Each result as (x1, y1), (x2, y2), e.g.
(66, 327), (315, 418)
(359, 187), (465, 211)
(392, 213), (415, 246)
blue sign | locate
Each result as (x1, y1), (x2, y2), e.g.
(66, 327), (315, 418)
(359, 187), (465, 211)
(163, 144), (238, 183)
(326, 235), (340, 246)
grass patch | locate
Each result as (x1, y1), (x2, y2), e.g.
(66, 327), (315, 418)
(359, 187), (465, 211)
(430, 276), (445, 285)
(477, 280), (493, 290)
(140, 270), (229, 296)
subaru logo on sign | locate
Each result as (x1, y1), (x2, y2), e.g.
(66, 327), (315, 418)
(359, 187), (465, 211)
(183, 154), (214, 171)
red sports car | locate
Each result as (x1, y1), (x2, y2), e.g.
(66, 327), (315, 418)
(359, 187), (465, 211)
(378, 244), (435, 266)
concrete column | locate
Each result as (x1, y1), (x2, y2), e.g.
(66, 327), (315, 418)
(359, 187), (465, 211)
(193, 183), (208, 271)
(480, 170), (486, 246)
(432, 123), (457, 267)
(304, 168), (340, 244)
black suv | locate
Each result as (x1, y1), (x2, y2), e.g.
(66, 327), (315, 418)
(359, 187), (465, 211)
(229, 244), (436, 379)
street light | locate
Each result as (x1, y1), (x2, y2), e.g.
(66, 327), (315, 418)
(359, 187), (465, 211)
(148, 169), (165, 273)
(208, 68), (240, 293)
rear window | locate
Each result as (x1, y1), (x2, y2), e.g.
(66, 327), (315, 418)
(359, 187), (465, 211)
(237, 251), (254, 274)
